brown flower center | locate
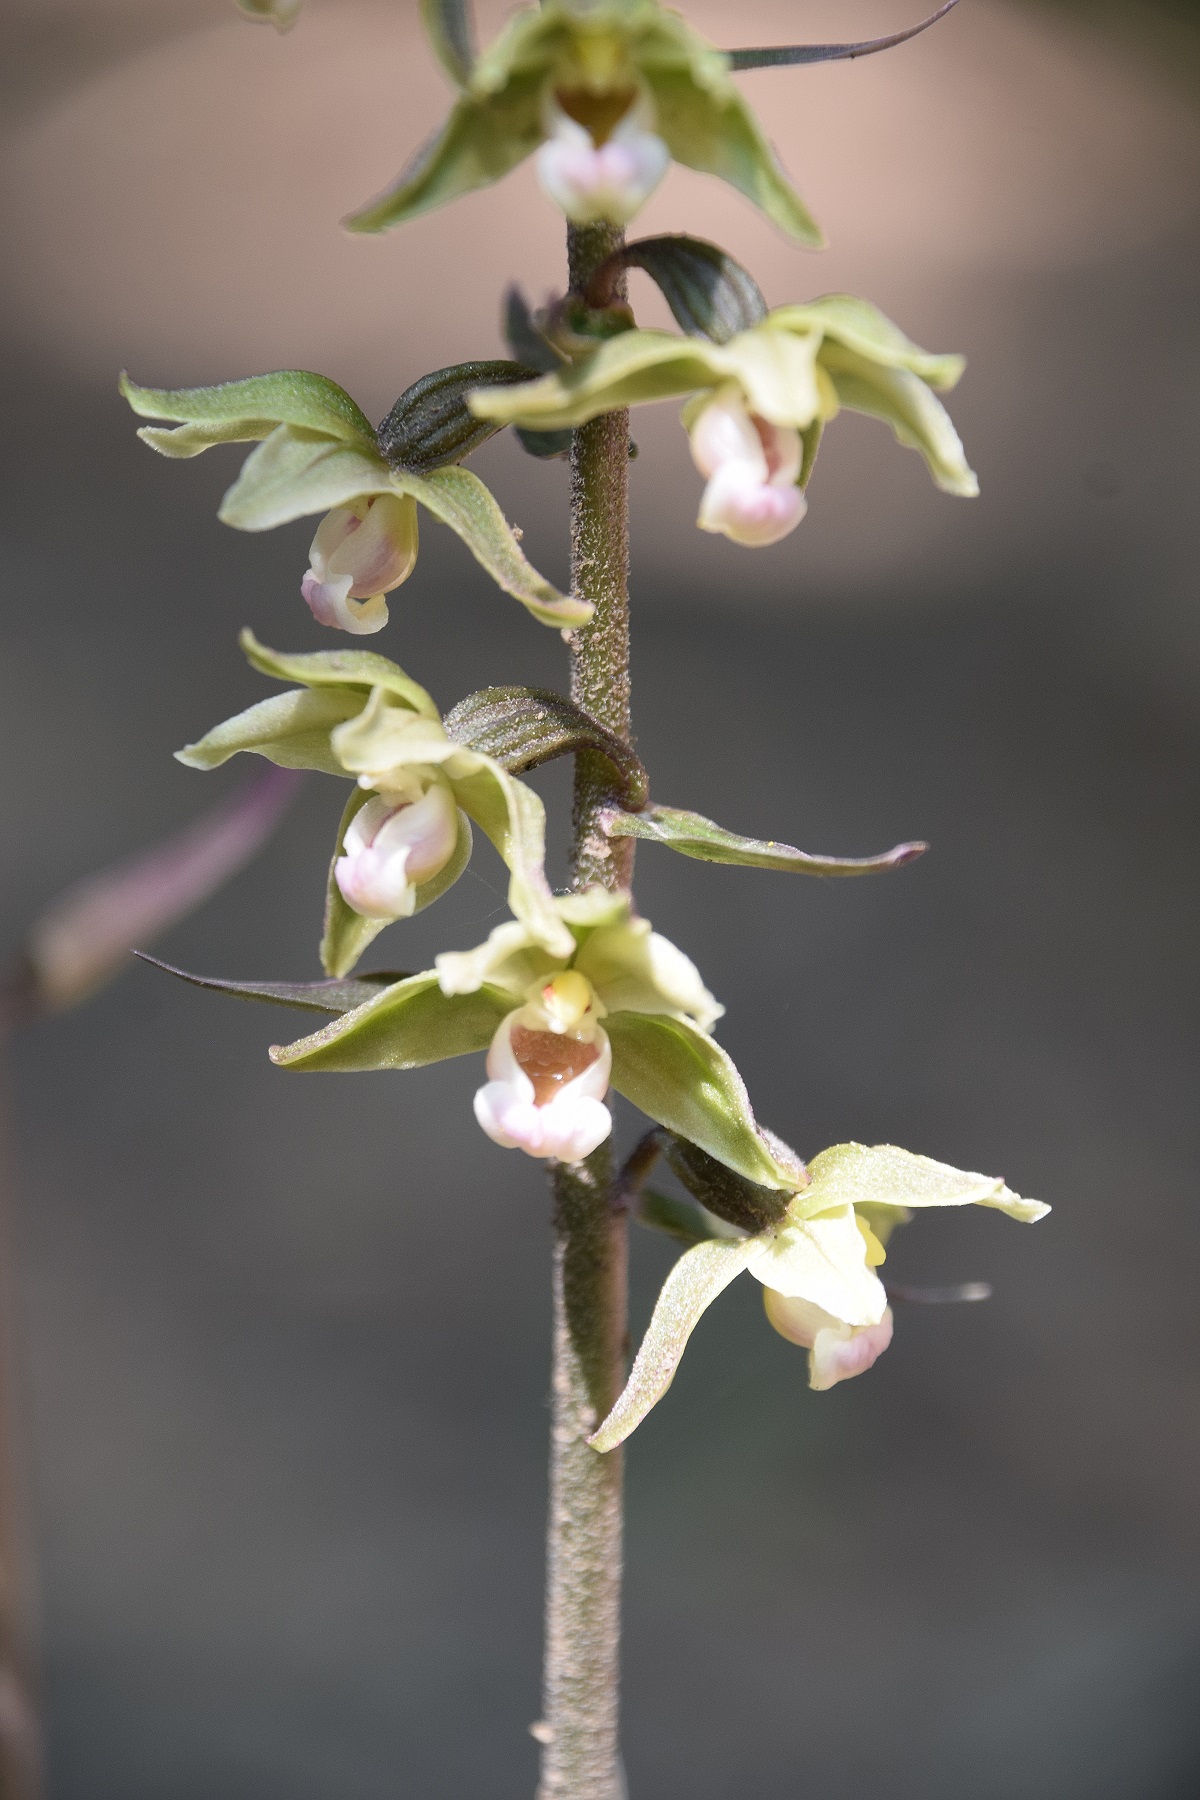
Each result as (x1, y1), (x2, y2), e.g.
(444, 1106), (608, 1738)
(510, 1026), (602, 1106)
(555, 86), (638, 146)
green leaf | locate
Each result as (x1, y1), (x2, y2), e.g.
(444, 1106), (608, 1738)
(269, 972), (513, 1071)
(604, 235), (768, 344)
(240, 630), (440, 721)
(396, 465), (590, 627)
(120, 370), (376, 454)
(420, 0), (476, 85)
(319, 788), (474, 979)
(819, 345), (979, 497)
(589, 1235), (764, 1451)
(727, 2), (960, 71)
(378, 361), (542, 475)
(606, 1011), (802, 1191)
(218, 430), (393, 531)
(444, 686), (649, 809)
(134, 953), (408, 1014)
(176, 689), (362, 774)
(793, 1143), (1050, 1225)
(603, 803), (927, 876)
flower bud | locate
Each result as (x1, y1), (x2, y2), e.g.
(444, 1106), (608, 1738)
(301, 492), (419, 634)
(474, 972), (613, 1162)
(763, 1289), (894, 1391)
(688, 387), (806, 548)
(536, 89), (669, 226)
(334, 780), (458, 921)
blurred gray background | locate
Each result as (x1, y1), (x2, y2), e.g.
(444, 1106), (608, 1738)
(2, 1), (1200, 1795)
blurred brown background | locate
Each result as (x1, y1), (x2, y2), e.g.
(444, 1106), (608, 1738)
(2, 2), (1200, 1795)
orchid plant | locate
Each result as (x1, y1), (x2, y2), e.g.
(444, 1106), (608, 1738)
(125, 0), (1048, 1791)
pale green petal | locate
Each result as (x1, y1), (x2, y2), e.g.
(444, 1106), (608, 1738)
(331, 690), (456, 776)
(772, 298), (965, 390)
(574, 917), (723, 1030)
(135, 419), (280, 458)
(747, 1205), (889, 1326)
(240, 631), (440, 720)
(793, 1143), (1049, 1224)
(269, 972), (513, 1071)
(395, 465), (589, 627)
(436, 920), (560, 1003)
(120, 370), (376, 450)
(346, 90), (542, 233)
(442, 750), (575, 958)
(469, 332), (725, 431)
(818, 345), (979, 497)
(218, 430), (393, 531)
(605, 1011), (801, 1190)
(176, 689), (361, 775)
(320, 788), (474, 979)
(720, 324), (822, 427)
(589, 1235), (764, 1452)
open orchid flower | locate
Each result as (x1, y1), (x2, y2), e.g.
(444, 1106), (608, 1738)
(176, 634), (574, 977)
(536, 88), (670, 226)
(591, 1144), (1049, 1448)
(268, 890), (805, 1192)
(687, 385), (807, 546)
(472, 295), (978, 535)
(302, 494), (419, 634)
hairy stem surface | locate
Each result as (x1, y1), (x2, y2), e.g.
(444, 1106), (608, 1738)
(538, 221), (632, 1800)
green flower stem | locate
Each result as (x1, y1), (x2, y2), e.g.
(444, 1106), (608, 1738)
(539, 222), (632, 1800)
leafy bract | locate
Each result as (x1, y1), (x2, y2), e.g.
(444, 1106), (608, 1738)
(603, 803), (927, 876)
(589, 1236), (762, 1451)
(269, 973), (513, 1072)
(135, 954), (406, 1015)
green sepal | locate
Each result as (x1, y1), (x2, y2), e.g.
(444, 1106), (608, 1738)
(176, 689), (363, 775)
(120, 370), (376, 455)
(133, 953), (407, 1015)
(378, 361), (542, 475)
(589, 1235), (764, 1452)
(504, 287), (564, 376)
(398, 465), (590, 627)
(790, 1143), (1049, 1225)
(268, 972), (513, 1071)
(792, 295), (966, 388)
(444, 686), (649, 809)
(594, 235), (767, 344)
(602, 803), (926, 876)
(470, 330), (730, 431)
(605, 1011), (803, 1191)
(819, 345), (978, 497)
(320, 788), (474, 979)
(727, 2), (960, 71)
(240, 631), (440, 721)
(420, 0), (476, 85)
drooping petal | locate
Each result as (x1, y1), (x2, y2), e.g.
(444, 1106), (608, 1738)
(334, 783), (460, 921)
(474, 1012), (613, 1162)
(764, 1289), (895, 1390)
(697, 461), (807, 547)
(747, 1205), (888, 1327)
